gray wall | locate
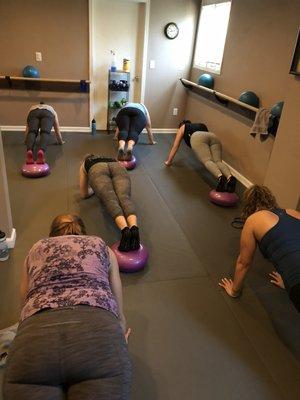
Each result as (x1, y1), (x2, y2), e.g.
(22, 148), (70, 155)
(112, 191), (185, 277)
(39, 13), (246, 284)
(0, 0), (89, 127)
(185, 0), (300, 207)
(144, 0), (199, 128)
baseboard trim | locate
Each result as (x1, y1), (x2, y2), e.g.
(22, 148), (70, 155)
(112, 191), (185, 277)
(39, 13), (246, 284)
(1, 126), (176, 134)
(1, 126), (91, 133)
(151, 128), (177, 134)
(0, 125), (177, 133)
(6, 228), (16, 249)
(224, 161), (253, 188)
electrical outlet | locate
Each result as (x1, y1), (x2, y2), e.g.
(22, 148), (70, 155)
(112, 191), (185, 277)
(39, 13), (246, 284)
(35, 52), (42, 62)
(173, 108), (178, 116)
(149, 60), (155, 69)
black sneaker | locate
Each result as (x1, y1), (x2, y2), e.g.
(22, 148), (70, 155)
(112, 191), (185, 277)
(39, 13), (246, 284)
(130, 226), (140, 251)
(118, 227), (131, 252)
(216, 175), (227, 192)
(125, 149), (133, 161)
(117, 148), (125, 161)
(226, 176), (237, 193)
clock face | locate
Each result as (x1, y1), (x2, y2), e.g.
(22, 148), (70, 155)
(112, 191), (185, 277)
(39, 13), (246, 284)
(164, 22), (179, 40)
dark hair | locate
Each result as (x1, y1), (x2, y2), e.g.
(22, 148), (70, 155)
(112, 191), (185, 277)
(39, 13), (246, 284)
(178, 120), (191, 128)
(241, 185), (278, 220)
(49, 214), (86, 237)
(82, 153), (94, 163)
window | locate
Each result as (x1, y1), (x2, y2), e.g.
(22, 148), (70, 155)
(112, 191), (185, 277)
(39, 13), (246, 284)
(193, 1), (231, 74)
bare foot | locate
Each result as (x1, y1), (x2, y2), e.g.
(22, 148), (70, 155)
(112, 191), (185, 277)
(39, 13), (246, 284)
(164, 160), (172, 166)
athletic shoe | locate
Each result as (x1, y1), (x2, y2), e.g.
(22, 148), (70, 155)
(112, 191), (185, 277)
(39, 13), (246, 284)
(226, 176), (237, 193)
(216, 175), (227, 192)
(130, 225), (140, 251)
(125, 149), (133, 161)
(36, 149), (45, 164)
(118, 227), (131, 252)
(25, 150), (34, 164)
(117, 148), (125, 161)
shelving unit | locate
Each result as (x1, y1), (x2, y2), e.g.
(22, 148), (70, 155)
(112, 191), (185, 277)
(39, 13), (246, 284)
(107, 70), (130, 131)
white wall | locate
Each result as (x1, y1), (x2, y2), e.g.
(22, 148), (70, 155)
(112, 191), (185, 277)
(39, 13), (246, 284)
(91, 0), (142, 129)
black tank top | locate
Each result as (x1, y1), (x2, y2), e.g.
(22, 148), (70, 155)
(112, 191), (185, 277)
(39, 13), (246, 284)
(183, 123), (208, 147)
(258, 208), (300, 291)
(84, 155), (116, 173)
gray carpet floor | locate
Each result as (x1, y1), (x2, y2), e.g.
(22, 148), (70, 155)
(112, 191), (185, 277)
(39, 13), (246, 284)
(0, 131), (300, 399)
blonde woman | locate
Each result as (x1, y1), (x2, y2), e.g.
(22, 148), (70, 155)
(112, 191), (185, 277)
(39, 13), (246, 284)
(4, 214), (131, 400)
(219, 185), (300, 313)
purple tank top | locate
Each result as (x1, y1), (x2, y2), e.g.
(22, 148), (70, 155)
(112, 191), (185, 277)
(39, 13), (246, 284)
(20, 235), (119, 322)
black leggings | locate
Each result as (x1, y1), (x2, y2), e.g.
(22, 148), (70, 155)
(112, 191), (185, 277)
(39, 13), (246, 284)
(289, 284), (300, 313)
(116, 107), (146, 143)
(26, 109), (54, 152)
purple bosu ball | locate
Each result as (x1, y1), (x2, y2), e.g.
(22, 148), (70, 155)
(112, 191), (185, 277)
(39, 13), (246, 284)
(111, 242), (148, 273)
(118, 156), (136, 170)
(209, 189), (239, 207)
(21, 163), (50, 178)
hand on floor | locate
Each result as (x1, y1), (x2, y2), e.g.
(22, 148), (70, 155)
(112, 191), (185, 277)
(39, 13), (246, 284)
(269, 271), (285, 289)
(219, 278), (242, 298)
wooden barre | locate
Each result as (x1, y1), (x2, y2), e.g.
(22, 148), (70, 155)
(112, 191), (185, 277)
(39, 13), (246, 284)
(1, 76), (90, 84)
(180, 78), (259, 113)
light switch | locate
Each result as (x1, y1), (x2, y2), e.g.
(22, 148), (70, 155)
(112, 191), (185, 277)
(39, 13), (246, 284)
(149, 60), (155, 69)
(35, 52), (42, 62)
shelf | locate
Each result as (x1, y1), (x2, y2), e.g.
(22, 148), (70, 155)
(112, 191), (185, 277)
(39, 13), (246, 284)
(0, 75), (90, 92)
(107, 71), (130, 131)
(180, 78), (259, 120)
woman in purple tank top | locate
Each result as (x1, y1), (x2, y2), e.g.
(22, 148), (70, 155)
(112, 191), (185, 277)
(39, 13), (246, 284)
(3, 214), (132, 400)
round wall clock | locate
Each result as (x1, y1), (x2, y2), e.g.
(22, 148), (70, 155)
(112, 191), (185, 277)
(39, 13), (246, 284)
(164, 22), (179, 40)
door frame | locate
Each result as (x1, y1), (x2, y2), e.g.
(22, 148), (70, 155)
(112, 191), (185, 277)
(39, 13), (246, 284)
(88, 0), (150, 124)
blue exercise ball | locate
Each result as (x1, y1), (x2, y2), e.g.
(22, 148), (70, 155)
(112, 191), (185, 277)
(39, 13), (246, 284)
(239, 91), (259, 108)
(198, 73), (214, 89)
(270, 101), (284, 118)
(22, 65), (40, 78)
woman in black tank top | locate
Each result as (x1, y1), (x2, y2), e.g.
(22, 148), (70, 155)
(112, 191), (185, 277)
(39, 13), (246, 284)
(164, 120), (237, 192)
(219, 185), (300, 313)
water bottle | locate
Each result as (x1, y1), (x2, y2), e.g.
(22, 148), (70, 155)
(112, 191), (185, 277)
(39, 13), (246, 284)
(0, 231), (9, 261)
(91, 119), (96, 135)
(110, 50), (117, 72)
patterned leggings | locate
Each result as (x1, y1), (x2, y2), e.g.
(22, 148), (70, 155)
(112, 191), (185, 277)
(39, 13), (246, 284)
(88, 162), (136, 219)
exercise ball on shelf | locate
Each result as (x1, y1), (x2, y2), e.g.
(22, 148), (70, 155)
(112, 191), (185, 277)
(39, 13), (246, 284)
(198, 73), (214, 89)
(22, 65), (40, 78)
(238, 91), (259, 108)
(270, 101), (284, 118)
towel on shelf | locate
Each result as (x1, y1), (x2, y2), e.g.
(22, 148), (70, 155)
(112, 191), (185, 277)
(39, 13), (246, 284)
(250, 108), (271, 138)
(0, 323), (18, 367)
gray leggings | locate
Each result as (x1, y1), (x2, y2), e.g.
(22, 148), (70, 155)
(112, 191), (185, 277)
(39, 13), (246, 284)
(3, 306), (132, 400)
(190, 131), (231, 179)
(26, 109), (55, 152)
(88, 162), (136, 219)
